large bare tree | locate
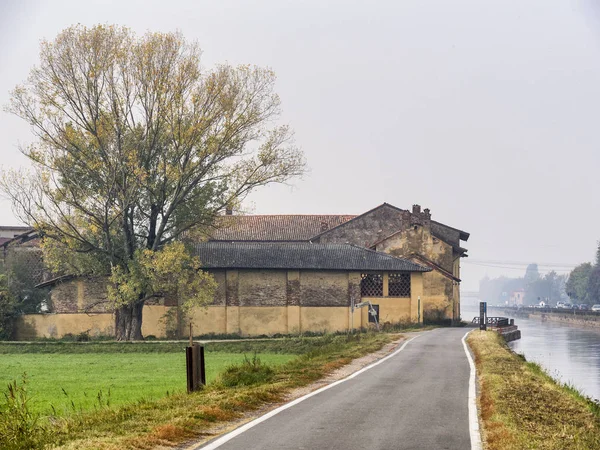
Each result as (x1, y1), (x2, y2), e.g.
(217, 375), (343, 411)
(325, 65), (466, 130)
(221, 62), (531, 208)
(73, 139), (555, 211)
(2, 25), (305, 340)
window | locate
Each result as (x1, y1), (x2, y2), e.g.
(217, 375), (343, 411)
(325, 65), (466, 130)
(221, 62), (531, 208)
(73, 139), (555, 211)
(361, 273), (383, 297)
(388, 273), (411, 297)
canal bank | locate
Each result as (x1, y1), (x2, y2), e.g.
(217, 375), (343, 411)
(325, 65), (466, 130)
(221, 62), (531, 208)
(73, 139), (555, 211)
(464, 304), (600, 402)
(522, 309), (600, 328)
(467, 331), (600, 450)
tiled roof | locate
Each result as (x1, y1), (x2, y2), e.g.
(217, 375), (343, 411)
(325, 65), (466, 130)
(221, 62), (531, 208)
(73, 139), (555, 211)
(208, 215), (357, 241)
(193, 242), (430, 272)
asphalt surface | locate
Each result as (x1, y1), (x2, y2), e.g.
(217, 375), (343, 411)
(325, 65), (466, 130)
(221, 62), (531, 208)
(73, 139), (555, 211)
(198, 328), (473, 450)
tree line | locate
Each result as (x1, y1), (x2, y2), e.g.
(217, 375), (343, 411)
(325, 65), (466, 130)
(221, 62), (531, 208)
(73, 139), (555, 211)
(479, 263), (568, 306)
(480, 243), (600, 307)
(564, 244), (600, 306)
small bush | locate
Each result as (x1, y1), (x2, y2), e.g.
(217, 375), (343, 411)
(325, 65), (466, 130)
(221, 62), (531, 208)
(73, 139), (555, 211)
(219, 354), (274, 387)
(0, 374), (54, 450)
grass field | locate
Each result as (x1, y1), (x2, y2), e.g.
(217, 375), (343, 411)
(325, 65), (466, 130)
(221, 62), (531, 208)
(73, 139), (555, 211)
(0, 333), (397, 449)
(0, 351), (294, 415)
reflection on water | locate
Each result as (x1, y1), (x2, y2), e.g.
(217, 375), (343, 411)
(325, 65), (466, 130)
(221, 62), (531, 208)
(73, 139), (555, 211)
(462, 305), (600, 401)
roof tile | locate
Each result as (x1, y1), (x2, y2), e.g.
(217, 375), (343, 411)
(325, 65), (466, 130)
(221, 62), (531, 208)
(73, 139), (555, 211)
(208, 215), (356, 241)
(194, 241), (430, 272)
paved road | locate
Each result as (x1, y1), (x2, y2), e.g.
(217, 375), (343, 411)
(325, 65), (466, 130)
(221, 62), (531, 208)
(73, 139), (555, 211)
(199, 328), (472, 450)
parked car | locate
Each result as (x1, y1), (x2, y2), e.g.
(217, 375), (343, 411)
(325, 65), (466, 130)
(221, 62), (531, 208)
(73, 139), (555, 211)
(592, 305), (600, 312)
(578, 304), (589, 311)
(556, 301), (565, 309)
(560, 303), (574, 309)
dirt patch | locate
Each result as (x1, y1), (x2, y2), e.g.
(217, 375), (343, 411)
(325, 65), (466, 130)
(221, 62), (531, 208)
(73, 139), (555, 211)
(177, 334), (412, 450)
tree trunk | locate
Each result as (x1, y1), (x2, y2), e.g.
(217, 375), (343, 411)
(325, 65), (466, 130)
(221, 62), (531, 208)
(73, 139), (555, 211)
(115, 302), (144, 341)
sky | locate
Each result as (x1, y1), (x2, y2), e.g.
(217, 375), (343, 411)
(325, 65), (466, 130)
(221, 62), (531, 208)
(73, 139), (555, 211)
(1, 0), (600, 291)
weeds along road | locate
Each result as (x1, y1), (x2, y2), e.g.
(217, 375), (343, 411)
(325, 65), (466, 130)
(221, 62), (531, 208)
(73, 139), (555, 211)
(196, 328), (475, 450)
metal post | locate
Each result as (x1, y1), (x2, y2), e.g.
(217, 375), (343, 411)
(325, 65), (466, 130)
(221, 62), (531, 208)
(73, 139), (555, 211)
(479, 301), (487, 331)
(350, 296), (354, 334)
(418, 296), (421, 324)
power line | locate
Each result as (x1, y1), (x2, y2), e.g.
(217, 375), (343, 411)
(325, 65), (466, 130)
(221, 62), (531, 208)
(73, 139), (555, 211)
(465, 259), (579, 268)
(463, 262), (572, 273)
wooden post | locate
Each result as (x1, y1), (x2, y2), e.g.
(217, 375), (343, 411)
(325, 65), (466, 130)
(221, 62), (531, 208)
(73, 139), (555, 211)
(186, 346), (195, 393)
(186, 323), (206, 392)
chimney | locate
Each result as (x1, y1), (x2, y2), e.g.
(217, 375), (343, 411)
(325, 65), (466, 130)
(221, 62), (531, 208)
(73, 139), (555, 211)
(320, 221), (329, 232)
(225, 206), (233, 215)
(412, 204), (421, 214)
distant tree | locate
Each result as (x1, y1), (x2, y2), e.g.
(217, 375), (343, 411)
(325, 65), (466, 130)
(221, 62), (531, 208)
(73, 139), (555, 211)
(587, 266), (600, 304)
(586, 242), (600, 304)
(524, 263), (540, 285)
(0, 273), (17, 340)
(566, 263), (593, 304)
(1, 25), (305, 340)
(4, 251), (49, 313)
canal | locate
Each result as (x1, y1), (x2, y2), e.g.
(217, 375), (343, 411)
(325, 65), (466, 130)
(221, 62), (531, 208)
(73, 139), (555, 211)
(462, 304), (600, 402)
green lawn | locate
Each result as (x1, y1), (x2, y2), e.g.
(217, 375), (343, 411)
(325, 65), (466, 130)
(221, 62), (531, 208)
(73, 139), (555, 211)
(0, 352), (294, 415)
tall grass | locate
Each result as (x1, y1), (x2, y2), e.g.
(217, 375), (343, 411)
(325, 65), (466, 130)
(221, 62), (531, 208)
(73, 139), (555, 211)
(0, 375), (53, 450)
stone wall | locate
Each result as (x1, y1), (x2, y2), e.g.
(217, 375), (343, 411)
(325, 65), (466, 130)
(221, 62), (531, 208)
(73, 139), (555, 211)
(315, 204), (406, 247)
(50, 278), (111, 313)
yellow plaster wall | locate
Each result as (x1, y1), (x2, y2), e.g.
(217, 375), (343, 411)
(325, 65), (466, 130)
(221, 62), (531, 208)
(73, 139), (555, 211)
(410, 272), (424, 323)
(361, 297), (412, 324)
(300, 307), (349, 333)
(226, 306), (240, 334)
(287, 305), (301, 334)
(141, 305), (170, 337)
(14, 313), (114, 339)
(15, 267), (425, 338)
(238, 307), (289, 335)
(15, 305), (174, 339)
(187, 306), (227, 335)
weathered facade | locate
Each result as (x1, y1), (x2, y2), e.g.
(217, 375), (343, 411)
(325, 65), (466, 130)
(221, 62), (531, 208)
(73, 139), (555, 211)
(8, 202), (469, 339)
(15, 242), (429, 338)
(209, 203), (469, 324)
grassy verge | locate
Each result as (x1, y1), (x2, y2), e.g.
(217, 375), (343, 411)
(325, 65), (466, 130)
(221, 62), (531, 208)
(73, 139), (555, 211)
(467, 331), (600, 450)
(1, 332), (395, 450)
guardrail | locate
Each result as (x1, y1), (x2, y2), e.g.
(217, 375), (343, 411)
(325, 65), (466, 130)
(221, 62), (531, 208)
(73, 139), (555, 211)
(471, 316), (510, 327)
(490, 306), (600, 316)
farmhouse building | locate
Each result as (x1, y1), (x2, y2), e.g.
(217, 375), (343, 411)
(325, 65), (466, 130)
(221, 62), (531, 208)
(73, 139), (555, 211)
(7, 202), (469, 339)
(207, 203), (469, 324)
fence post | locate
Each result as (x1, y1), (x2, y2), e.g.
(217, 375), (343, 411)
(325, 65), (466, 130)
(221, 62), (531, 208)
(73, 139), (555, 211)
(186, 324), (206, 393)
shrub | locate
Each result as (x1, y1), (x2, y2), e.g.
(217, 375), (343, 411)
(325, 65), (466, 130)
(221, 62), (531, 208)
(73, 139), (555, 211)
(219, 354), (275, 387)
(0, 374), (54, 449)
(0, 290), (17, 340)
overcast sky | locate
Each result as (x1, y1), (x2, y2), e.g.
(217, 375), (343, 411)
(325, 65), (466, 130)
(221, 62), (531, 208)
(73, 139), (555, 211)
(1, 0), (600, 291)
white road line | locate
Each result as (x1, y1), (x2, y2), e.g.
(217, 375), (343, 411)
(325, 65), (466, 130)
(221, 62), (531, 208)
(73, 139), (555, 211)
(462, 330), (482, 450)
(196, 334), (422, 450)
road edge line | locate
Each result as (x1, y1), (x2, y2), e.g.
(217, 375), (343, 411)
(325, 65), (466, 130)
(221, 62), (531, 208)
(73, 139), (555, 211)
(462, 330), (482, 450)
(196, 334), (422, 449)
